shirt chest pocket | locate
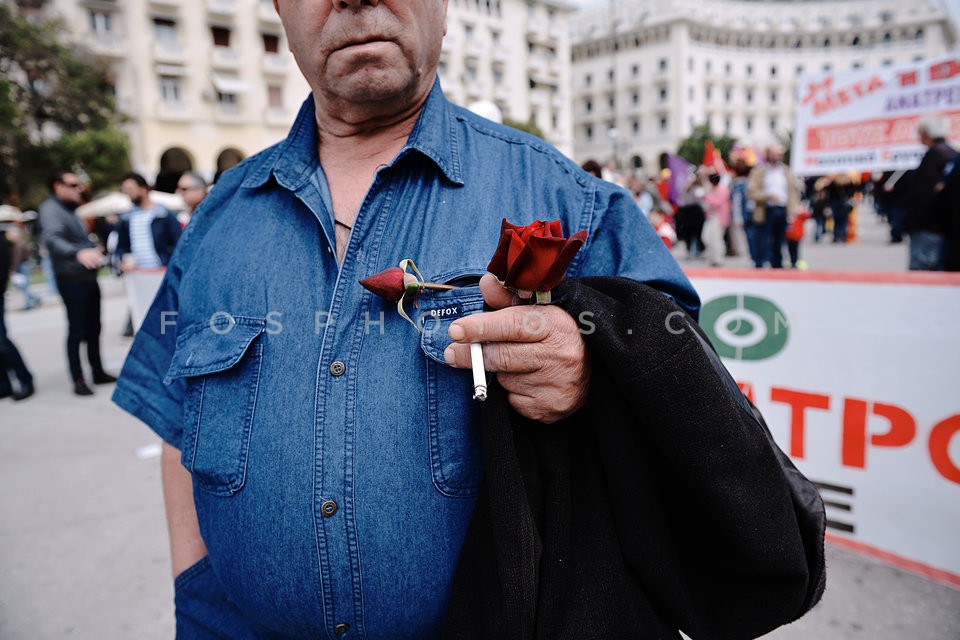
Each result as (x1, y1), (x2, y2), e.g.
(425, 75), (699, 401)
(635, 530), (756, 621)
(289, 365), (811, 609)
(164, 317), (266, 497)
(417, 286), (486, 498)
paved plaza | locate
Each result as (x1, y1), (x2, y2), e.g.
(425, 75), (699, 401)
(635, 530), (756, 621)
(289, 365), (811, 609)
(1, 212), (958, 639)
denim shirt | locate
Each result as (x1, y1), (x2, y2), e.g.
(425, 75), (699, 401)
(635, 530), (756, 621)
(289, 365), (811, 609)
(113, 81), (698, 639)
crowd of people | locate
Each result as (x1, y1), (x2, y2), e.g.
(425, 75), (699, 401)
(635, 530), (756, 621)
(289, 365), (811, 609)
(581, 115), (960, 273)
(0, 169), (204, 400)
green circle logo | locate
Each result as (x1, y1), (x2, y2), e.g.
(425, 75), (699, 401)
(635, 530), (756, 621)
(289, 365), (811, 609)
(700, 295), (789, 361)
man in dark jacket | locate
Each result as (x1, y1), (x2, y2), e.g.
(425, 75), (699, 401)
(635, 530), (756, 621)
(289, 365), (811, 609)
(117, 172), (182, 271)
(904, 116), (956, 270)
(38, 170), (117, 396)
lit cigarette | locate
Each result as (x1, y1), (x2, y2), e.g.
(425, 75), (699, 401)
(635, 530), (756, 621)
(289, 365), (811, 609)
(470, 342), (487, 402)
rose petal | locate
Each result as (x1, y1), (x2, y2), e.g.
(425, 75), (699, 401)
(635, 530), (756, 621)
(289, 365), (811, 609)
(359, 266), (407, 302)
(504, 235), (569, 291)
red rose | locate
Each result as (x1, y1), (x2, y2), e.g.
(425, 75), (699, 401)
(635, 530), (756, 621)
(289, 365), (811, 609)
(359, 266), (407, 302)
(486, 219), (588, 292)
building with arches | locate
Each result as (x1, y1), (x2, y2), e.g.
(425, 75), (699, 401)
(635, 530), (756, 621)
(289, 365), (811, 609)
(18, 0), (578, 189)
(571, 0), (959, 171)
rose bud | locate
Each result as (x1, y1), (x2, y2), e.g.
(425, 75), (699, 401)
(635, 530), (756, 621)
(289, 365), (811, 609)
(359, 266), (407, 302)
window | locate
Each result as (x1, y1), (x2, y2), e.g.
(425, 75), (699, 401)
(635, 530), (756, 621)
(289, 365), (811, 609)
(705, 60), (712, 73)
(770, 116), (778, 132)
(211, 26), (231, 48)
(770, 89), (778, 104)
(688, 86), (694, 100)
(796, 64), (805, 76)
(659, 116), (668, 132)
(153, 19), (177, 43)
(852, 61), (862, 70)
(464, 24), (474, 41)
(493, 69), (503, 85)
(631, 90), (639, 105)
(608, 68), (615, 82)
(770, 65), (777, 77)
(262, 33), (280, 53)
(746, 64), (753, 77)
(882, 59), (893, 67)
(724, 116), (731, 132)
(658, 57), (668, 72)
(725, 88), (732, 102)
(725, 63), (731, 75)
(632, 119), (639, 134)
(268, 85), (283, 108)
(491, 30), (501, 45)
(585, 124), (593, 141)
(608, 95), (615, 110)
(89, 10), (112, 34)
(745, 116), (753, 132)
(705, 85), (712, 101)
(584, 73), (592, 88)
(659, 87), (668, 102)
(585, 98), (592, 113)
(746, 89), (753, 103)
(631, 64), (639, 77)
(823, 63), (832, 72)
(688, 57), (693, 71)
(159, 76), (182, 103)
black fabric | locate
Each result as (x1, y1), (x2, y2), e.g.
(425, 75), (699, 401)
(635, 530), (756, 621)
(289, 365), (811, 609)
(905, 141), (955, 234)
(444, 277), (825, 640)
(58, 280), (104, 381)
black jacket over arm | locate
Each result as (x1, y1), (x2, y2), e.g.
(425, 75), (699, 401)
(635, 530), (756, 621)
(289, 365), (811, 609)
(444, 277), (825, 640)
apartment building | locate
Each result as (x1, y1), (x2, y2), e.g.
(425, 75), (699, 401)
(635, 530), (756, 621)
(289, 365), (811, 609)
(20, 0), (577, 190)
(571, 0), (959, 171)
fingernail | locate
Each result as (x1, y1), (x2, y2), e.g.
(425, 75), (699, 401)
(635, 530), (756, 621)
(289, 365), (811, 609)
(443, 346), (456, 365)
(448, 323), (464, 341)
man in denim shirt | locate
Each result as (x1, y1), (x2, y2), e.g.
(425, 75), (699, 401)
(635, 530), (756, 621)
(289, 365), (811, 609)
(113, 1), (697, 637)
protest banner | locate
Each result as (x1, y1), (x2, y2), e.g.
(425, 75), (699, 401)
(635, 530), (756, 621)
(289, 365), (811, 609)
(792, 51), (960, 176)
(688, 269), (960, 587)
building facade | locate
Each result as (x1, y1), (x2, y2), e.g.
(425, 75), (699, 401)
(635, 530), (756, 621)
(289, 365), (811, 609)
(571, 0), (959, 171)
(16, 0), (576, 189)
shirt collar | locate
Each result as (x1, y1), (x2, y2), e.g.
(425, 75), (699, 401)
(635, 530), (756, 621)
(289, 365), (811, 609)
(242, 77), (463, 191)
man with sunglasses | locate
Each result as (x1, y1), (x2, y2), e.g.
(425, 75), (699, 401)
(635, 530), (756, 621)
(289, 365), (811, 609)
(38, 170), (117, 396)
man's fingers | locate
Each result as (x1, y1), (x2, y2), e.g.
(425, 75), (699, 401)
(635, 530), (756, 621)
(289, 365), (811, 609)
(443, 342), (542, 373)
(448, 305), (558, 344)
(478, 274), (519, 310)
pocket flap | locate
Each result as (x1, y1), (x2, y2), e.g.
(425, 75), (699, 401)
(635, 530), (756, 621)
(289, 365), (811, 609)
(164, 317), (266, 383)
(419, 289), (485, 364)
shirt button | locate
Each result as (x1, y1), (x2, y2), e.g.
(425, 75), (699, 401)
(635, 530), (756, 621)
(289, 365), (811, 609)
(329, 361), (346, 377)
(334, 623), (350, 636)
(321, 500), (338, 517)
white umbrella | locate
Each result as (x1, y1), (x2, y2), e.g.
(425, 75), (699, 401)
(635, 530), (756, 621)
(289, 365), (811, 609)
(0, 204), (22, 222)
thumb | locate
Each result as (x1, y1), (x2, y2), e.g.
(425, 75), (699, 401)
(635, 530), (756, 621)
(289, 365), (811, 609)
(479, 273), (522, 310)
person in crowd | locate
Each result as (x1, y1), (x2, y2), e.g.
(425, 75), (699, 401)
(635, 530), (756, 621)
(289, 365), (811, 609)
(0, 224), (35, 401)
(747, 144), (801, 268)
(785, 209), (811, 270)
(579, 159), (603, 179)
(822, 173), (856, 244)
(117, 173), (183, 273)
(675, 170), (706, 258)
(700, 168), (731, 267)
(111, 1), (824, 636)
(878, 169), (910, 245)
(175, 171), (209, 227)
(38, 171), (116, 396)
(904, 116), (956, 270)
(729, 156), (757, 264)
(5, 224), (41, 310)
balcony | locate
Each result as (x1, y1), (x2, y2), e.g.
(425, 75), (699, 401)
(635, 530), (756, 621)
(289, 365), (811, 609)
(207, 0), (236, 17)
(216, 102), (244, 122)
(210, 47), (240, 70)
(530, 92), (547, 108)
(526, 21), (546, 41)
(441, 36), (458, 54)
(552, 95), (567, 110)
(464, 41), (485, 60)
(491, 49), (509, 65)
(153, 41), (186, 65)
(89, 35), (125, 59)
(157, 101), (191, 122)
(261, 54), (289, 75)
(264, 107), (291, 127)
(150, 0), (182, 8)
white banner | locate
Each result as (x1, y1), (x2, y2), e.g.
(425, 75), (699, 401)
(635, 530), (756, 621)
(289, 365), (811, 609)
(791, 51), (960, 176)
(689, 270), (960, 586)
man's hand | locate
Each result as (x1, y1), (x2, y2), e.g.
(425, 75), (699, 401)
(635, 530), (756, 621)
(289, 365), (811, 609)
(76, 248), (104, 270)
(444, 274), (590, 424)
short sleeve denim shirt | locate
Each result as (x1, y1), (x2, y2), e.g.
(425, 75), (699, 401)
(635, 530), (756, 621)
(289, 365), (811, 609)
(113, 81), (699, 639)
